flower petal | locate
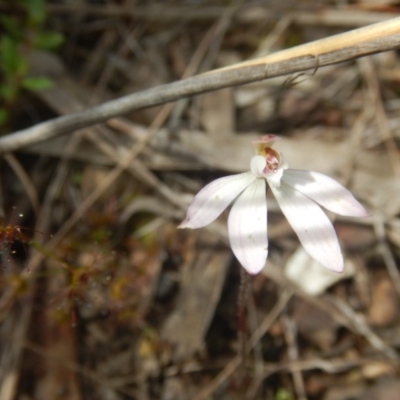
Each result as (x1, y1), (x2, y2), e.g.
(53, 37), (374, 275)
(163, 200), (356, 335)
(282, 169), (369, 217)
(179, 172), (256, 229)
(270, 181), (344, 272)
(228, 179), (268, 274)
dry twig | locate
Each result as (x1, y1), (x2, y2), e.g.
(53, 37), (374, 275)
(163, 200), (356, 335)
(1, 18), (400, 153)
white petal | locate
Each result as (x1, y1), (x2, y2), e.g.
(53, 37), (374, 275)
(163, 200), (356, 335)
(270, 181), (344, 272)
(250, 155), (267, 176)
(282, 169), (369, 217)
(228, 179), (268, 274)
(285, 247), (355, 296)
(179, 172), (256, 229)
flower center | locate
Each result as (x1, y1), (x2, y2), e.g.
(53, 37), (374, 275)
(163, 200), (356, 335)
(260, 147), (280, 173)
(250, 149), (287, 189)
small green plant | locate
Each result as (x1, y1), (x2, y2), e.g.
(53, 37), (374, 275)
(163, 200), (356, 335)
(0, 0), (64, 127)
(275, 388), (294, 400)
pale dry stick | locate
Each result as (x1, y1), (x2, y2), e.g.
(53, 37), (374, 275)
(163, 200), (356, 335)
(87, 21), (146, 104)
(85, 130), (184, 207)
(81, 29), (117, 91)
(252, 15), (293, 59)
(164, 355), (378, 378)
(192, 289), (293, 400)
(2, 20), (400, 153)
(347, 108), (373, 166)
(318, 80), (372, 231)
(322, 64), (359, 100)
(280, 315), (307, 400)
(251, 356), (382, 393)
(115, 22), (145, 59)
(168, 7), (234, 129)
(347, 101), (374, 157)
(247, 345), (393, 397)
(359, 57), (400, 178)
(200, 9), (234, 71)
(380, 240), (400, 296)
(373, 213), (400, 297)
(322, 108), (372, 261)
(212, 17), (400, 76)
(325, 106), (373, 226)
(325, 294), (399, 362)
(265, 265), (399, 362)
(213, 16), (400, 72)
(37, 132), (85, 233)
(2, 154), (40, 215)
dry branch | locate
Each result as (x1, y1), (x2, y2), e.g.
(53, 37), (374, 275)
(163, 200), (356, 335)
(1, 17), (400, 153)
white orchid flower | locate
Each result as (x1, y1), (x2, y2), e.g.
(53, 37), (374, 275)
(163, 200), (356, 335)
(179, 135), (368, 275)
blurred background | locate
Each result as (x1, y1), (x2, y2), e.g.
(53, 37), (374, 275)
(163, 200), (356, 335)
(1, 1), (400, 399)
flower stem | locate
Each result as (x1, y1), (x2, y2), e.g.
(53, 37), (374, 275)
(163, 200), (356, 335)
(237, 267), (249, 362)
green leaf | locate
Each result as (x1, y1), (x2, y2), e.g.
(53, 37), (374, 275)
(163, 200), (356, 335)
(21, 76), (53, 91)
(0, 16), (23, 41)
(0, 109), (9, 126)
(0, 36), (20, 74)
(21, 0), (46, 24)
(0, 36), (28, 77)
(34, 32), (64, 50)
